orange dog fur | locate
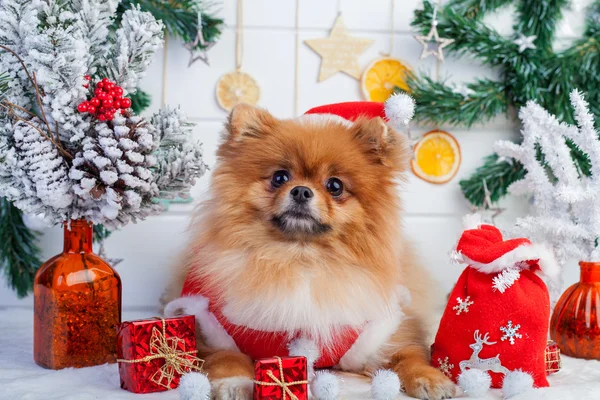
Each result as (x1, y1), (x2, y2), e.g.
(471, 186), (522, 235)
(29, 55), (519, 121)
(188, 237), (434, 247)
(162, 104), (455, 399)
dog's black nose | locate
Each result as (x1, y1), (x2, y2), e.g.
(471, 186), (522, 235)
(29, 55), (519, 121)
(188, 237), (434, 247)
(290, 186), (313, 203)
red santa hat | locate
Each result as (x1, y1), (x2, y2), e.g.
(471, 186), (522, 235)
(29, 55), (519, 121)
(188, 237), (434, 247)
(451, 214), (559, 281)
(304, 93), (415, 130)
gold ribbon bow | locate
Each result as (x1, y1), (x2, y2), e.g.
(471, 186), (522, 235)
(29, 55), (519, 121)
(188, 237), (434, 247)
(118, 318), (204, 389)
(253, 356), (308, 400)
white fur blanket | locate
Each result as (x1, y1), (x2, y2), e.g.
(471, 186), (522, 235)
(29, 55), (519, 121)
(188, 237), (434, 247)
(1, 308), (599, 399)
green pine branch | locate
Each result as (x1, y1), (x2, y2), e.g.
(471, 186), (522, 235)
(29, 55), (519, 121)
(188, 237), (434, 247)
(514, 0), (569, 53)
(118, 0), (223, 50)
(0, 199), (43, 298)
(130, 89), (151, 114)
(406, 76), (508, 127)
(459, 155), (526, 207)
(446, 0), (514, 19)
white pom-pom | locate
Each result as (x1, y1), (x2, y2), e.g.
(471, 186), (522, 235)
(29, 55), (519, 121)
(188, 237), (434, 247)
(310, 371), (340, 400)
(458, 369), (491, 397)
(502, 370), (534, 399)
(288, 337), (320, 377)
(179, 372), (211, 400)
(371, 369), (401, 400)
(384, 93), (415, 129)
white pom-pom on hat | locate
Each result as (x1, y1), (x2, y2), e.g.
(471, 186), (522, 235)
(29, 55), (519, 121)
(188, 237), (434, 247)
(502, 370), (534, 399)
(458, 368), (491, 397)
(384, 93), (415, 130)
(371, 369), (401, 400)
(179, 372), (211, 400)
(310, 371), (340, 400)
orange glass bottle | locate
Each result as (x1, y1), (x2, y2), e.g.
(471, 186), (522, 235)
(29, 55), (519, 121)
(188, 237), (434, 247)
(550, 261), (600, 359)
(33, 220), (122, 369)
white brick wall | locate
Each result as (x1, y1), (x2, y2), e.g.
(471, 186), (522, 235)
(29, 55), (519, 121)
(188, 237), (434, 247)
(0, 0), (587, 307)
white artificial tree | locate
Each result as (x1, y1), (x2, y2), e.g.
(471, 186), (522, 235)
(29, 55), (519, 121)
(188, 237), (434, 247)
(495, 90), (600, 291)
(0, 0), (207, 229)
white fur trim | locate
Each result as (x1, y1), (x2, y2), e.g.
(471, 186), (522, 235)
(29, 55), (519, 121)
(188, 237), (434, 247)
(458, 368), (491, 398)
(384, 93), (415, 129)
(164, 296), (239, 351)
(179, 372), (211, 400)
(371, 369), (401, 400)
(502, 370), (534, 399)
(337, 296), (404, 372)
(295, 113), (353, 128)
(463, 243), (560, 277)
(288, 337), (320, 377)
(462, 213), (483, 230)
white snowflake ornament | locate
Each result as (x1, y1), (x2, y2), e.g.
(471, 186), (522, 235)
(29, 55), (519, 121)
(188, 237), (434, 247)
(500, 321), (523, 345)
(453, 296), (474, 315)
(437, 356), (454, 378)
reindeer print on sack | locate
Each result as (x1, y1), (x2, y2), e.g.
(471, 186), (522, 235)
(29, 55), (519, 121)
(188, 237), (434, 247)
(459, 330), (510, 375)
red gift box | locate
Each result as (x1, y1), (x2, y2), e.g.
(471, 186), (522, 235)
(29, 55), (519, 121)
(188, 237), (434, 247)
(545, 340), (562, 375)
(116, 315), (203, 393)
(253, 356), (308, 400)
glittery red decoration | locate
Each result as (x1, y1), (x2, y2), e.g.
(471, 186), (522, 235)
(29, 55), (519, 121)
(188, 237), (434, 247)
(545, 340), (562, 375)
(253, 356), (308, 400)
(116, 315), (198, 394)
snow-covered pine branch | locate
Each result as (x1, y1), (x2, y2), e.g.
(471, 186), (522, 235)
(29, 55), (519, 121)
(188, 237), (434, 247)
(0, 0), (39, 111)
(107, 5), (163, 93)
(151, 107), (208, 199)
(0, 0), (207, 229)
(495, 90), (600, 268)
(72, 0), (119, 74)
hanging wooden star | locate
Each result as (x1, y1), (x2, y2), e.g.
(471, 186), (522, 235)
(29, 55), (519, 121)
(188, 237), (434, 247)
(305, 15), (374, 81)
(468, 179), (505, 224)
(414, 21), (454, 62)
(184, 12), (216, 66)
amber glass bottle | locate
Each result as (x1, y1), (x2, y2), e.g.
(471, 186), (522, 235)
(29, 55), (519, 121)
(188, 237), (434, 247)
(33, 220), (122, 369)
(550, 261), (600, 359)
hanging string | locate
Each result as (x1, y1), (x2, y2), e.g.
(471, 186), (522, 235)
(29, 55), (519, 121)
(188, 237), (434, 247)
(336, 0), (342, 16)
(294, 0), (300, 116)
(235, 0), (244, 70)
(161, 32), (168, 107)
(434, 1), (441, 131)
(382, 0), (395, 57)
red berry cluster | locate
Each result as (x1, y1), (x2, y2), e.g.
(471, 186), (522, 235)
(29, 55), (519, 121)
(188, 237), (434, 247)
(77, 77), (132, 121)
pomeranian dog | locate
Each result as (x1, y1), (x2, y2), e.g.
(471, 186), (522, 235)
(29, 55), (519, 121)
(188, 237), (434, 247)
(162, 102), (455, 400)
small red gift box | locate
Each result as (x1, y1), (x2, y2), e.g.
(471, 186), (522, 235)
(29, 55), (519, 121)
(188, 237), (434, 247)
(253, 356), (308, 400)
(545, 340), (561, 375)
(116, 315), (203, 393)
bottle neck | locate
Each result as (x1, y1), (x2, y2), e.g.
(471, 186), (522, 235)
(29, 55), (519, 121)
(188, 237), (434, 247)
(580, 261), (600, 284)
(63, 220), (93, 254)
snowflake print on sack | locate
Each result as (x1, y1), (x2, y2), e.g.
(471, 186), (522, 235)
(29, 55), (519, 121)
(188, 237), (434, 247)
(453, 296), (474, 315)
(500, 321), (523, 345)
(437, 356), (454, 378)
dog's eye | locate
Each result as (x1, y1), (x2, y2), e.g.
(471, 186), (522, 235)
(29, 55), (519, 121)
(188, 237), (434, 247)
(326, 177), (344, 197)
(271, 170), (290, 188)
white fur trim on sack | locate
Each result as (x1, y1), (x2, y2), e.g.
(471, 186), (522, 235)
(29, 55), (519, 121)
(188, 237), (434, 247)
(453, 243), (560, 278)
(164, 296), (239, 351)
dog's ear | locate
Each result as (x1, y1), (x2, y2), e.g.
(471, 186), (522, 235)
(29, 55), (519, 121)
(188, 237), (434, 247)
(351, 117), (410, 169)
(225, 104), (277, 142)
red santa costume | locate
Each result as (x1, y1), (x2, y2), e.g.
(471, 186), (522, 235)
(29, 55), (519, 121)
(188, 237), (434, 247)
(164, 94), (416, 369)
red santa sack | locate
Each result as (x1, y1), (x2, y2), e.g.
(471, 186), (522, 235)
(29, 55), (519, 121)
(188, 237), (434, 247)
(431, 220), (559, 389)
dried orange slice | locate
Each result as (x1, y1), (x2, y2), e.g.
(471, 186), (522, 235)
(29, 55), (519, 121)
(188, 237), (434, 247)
(411, 130), (461, 184)
(361, 57), (411, 102)
(216, 70), (260, 111)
